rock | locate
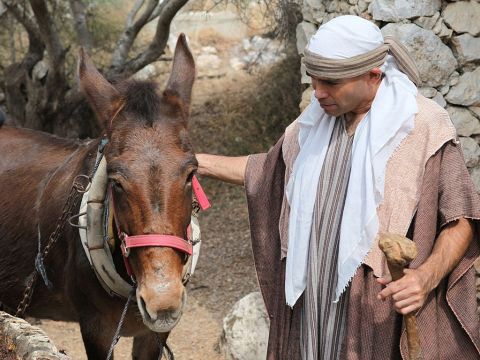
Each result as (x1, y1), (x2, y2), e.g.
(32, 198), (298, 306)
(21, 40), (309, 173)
(419, 87), (437, 98)
(201, 46), (218, 54)
(300, 87), (314, 112)
(357, 0), (369, 13)
(133, 64), (157, 81)
(381, 23), (457, 87)
(220, 292), (269, 360)
(470, 107), (480, 119)
(432, 17), (453, 39)
(451, 34), (480, 65)
(432, 92), (446, 108)
(32, 61), (49, 81)
(230, 58), (245, 71)
(459, 136), (480, 167)
(445, 68), (480, 107)
(414, 12), (440, 30)
(468, 166), (480, 194)
(371, 0), (441, 22)
(449, 71), (460, 87)
(475, 256), (480, 273)
(443, 1), (480, 36)
(197, 53), (224, 78)
(447, 106), (480, 137)
(296, 21), (317, 55)
(439, 84), (450, 96)
(303, 0), (326, 24)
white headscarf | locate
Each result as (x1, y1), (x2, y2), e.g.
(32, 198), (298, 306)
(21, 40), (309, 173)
(285, 15), (419, 306)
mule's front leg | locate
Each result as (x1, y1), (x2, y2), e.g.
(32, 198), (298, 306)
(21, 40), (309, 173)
(79, 316), (116, 360)
(132, 332), (169, 360)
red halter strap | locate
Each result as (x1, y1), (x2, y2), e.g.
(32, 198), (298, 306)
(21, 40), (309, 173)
(122, 234), (192, 256)
(108, 178), (209, 280)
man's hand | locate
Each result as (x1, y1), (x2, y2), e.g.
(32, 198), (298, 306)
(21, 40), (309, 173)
(376, 217), (473, 315)
(377, 268), (434, 315)
(196, 154), (248, 185)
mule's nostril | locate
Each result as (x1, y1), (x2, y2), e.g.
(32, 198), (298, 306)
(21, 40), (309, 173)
(139, 296), (155, 322)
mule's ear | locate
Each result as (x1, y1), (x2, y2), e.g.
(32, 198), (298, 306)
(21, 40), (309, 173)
(165, 34), (196, 109)
(78, 47), (122, 130)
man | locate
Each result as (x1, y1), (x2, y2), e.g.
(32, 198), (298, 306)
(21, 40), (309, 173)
(197, 16), (480, 359)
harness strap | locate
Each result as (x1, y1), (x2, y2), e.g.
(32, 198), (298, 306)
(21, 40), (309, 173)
(123, 235), (193, 255)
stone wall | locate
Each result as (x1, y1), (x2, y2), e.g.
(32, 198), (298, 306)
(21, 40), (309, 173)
(0, 311), (70, 360)
(296, 0), (480, 313)
(296, 0), (480, 190)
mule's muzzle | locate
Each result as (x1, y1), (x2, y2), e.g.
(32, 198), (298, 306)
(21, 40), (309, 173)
(137, 284), (186, 332)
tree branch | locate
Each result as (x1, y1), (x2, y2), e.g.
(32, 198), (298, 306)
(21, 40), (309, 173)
(29, 0), (64, 65)
(110, 0), (157, 71)
(68, 0), (92, 50)
(119, 0), (189, 76)
(2, 0), (40, 37)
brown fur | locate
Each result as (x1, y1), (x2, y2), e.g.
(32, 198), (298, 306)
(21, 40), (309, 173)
(0, 34), (196, 359)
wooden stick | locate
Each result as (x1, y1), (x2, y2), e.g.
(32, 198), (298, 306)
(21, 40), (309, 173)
(379, 233), (424, 360)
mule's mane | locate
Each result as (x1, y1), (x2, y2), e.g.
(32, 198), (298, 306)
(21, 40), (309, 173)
(115, 79), (161, 125)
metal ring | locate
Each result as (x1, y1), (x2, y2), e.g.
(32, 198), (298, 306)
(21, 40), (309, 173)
(68, 212), (87, 229)
(73, 174), (91, 193)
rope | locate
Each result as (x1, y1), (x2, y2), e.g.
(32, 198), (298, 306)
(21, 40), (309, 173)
(106, 287), (136, 360)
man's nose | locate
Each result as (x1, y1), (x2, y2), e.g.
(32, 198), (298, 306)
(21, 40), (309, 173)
(314, 87), (328, 100)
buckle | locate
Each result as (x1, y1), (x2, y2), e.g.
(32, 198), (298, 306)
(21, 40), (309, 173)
(120, 233), (130, 257)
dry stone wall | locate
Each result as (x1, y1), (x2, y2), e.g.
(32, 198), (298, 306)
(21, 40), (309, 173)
(296, 0), (480, 190)
(0, 311), (70, 360)
(296, 0), (480, 312)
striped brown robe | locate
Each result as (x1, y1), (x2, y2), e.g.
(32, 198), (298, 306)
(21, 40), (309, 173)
(245, 138), (480, 360)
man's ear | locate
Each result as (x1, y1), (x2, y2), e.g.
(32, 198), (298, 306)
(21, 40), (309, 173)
(369, 68), (383, 83)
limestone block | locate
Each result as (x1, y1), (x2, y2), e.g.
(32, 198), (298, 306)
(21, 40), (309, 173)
(372, 0), (441, 22)
(220, 292), (270, 360)
(439, 84), (450, 96)
(414, 12), (440, 30)
(303, 0), (325, 23)
(419, 87), (437, 98)
(296, 21), (317, 55)
(445, 68), (480, 107)
(468, 166), (480, 193)
(432, 17), (453, 39)
(447, 106), (480, 136)
(432, 92), (447, 108)
(451, 34), (480, 65)
(449, 71), (460, 87)
(381, 23), (457, 87)
(459, 136), (480, 167)
(470, 107), (480, 119)
(443, 1), (480, 36)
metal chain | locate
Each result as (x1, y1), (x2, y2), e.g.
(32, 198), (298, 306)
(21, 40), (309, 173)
(15, 175), (90, 318)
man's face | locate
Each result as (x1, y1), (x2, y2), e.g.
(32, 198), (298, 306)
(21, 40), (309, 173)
(310, 70), (381, 117)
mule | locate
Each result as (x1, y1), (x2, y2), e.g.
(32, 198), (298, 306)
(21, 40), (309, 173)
(0, 35), (197, 359)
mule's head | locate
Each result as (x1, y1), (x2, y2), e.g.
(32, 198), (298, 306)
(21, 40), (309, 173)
(78, 35), (196, 332)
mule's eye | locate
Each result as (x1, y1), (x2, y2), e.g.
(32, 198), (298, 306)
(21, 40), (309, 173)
(111, 179), (124, 192)
(186, 171), (195, 184)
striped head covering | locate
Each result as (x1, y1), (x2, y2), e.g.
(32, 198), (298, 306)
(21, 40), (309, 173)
(285, 15), (420, 306)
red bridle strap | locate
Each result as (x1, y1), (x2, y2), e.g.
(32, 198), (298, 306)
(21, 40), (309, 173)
(123, 234), (192, 256)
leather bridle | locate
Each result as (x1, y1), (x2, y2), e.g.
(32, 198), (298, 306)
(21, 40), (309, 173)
(108, 178), (210, 281)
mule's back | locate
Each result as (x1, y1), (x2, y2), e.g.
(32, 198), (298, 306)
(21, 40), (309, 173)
(0, 126), (89, 313)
